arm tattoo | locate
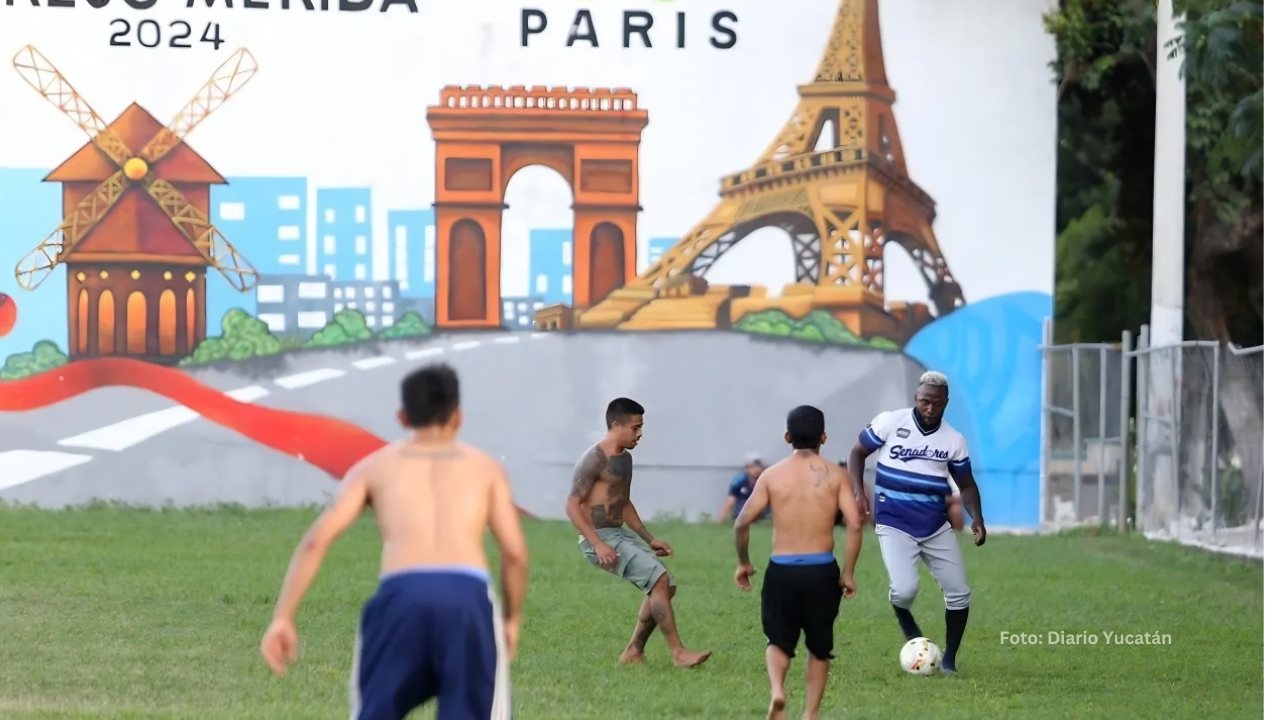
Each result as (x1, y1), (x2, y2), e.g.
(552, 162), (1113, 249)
(569, 447), (607, 500)
(629, 507), (654, 543)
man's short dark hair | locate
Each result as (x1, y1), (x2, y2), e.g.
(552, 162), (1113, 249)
(401, 363), (460, 428)
(786, 405), (824, 450)
(606, 397), (645, 427)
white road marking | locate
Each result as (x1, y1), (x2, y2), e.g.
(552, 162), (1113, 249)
(226, 386), (271, 403)
(274, 368), (346, 389)
(56, 386), (269, 452)
(0, 450), (95, 491)
(405, 347), (444, 360)
(494, 336), (520, 345)
(531, 333), (550, 341)
(353, 356), (397, 370)
(452, 341), (481, 351)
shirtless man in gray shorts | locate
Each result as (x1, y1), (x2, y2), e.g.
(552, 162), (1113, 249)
(566, 397), (712, 668)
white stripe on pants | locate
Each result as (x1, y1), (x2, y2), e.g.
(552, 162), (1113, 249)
(488, 587), (512, 719)
(348, 621), (363, 720)
(875, 524), (972, 610)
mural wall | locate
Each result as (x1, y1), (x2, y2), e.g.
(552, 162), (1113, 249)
(0, 0), (1058, 527)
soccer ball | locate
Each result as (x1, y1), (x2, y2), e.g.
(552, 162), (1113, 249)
(899, 637), (942, 676)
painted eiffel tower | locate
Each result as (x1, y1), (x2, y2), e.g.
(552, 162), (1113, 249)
(565, 0), (965, 342)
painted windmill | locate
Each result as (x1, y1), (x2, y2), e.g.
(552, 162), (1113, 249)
(11, 45), (260, 363)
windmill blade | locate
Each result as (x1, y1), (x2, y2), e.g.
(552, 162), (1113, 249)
(142, 176), (260, 292)
(12, 45), (133, 168)
(13, 170), (130, 290)
(139, 48), (259, 165)
(14, 232), (62, 291)
(199, 225), (260, 293)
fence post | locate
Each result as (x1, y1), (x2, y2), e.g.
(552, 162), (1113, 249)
(1071, 344), (1082, 520)
(1040, 317), (1052, 529)
(1209, 342), (1221, 538)
(1135, 324), (1149, 531)
(1253, 450), (1263, 550)
(1119, 330), (1132, 531)
(1251, 354), (1263, 547)
(1254, 486), (1263, 548)
(1173, 347), (1183, 523)
(1098, 347), (1108, 527)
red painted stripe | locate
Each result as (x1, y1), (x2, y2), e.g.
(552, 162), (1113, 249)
(0, 357), (533, 517)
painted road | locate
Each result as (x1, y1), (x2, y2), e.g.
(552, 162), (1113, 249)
(0, 331), (924, 519)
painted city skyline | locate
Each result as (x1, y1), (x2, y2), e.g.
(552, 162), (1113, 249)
(0, 168), (689, 354)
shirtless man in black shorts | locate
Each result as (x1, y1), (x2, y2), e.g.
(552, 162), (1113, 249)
(733, 405), (864, 720)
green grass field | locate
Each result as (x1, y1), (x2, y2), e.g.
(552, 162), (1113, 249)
(0, 506), (1263, 719)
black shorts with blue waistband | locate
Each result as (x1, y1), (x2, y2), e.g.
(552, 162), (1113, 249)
(760, 552), (842, 660)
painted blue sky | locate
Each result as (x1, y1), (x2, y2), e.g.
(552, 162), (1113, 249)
(0, 167), (63, 358)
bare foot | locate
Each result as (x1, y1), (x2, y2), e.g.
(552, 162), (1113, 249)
(767, 695), (787, 720)
(618, 647), (646, 665)
(672, 648), (712, 668)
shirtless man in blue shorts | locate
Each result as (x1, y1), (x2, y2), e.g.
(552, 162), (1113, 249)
(260, 363), (529, 719)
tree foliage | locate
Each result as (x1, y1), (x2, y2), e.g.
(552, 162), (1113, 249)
(1043, 0), (1262, 346)
(1043, 0), (1157, 343)
(1168, 0), (1263, 345)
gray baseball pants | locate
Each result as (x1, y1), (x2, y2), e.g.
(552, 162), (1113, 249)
(875, 524), (971, 610)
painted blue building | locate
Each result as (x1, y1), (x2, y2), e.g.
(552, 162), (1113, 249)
(254, 273), (404, 336)
(528, 228), (573, 306)
(207, 177), (309, 336)
(329, 278), (403, 331)
(211, 177), (308, 275)
(388, 209), (435, 299)
(253, 273), (335, 338)
(501, 295), (545, 330)
(316, 188), (373, 283)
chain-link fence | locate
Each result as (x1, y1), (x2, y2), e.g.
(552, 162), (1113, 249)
(1040, 321), (1263, 558)
(1040, 323), (1127, 529)
(1221, 344), (1264, 551)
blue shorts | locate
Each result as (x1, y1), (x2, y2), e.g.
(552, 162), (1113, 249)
(349, 567), (509, 720)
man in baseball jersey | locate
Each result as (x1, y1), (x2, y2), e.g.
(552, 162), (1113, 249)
(847, 370), (987, 674)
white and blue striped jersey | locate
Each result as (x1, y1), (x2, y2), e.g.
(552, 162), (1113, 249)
(857, 407), (971, 539)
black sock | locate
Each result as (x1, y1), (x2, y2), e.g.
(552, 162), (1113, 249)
(943, 607), (969, 667)
(892, 605), (922, 640)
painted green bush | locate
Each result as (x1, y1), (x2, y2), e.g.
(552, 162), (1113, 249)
(180, 309), (283, 366)
(378, 311), (431, 340)
(0, 340), (69, 380)
(305, 309), (373, 348)
(735, 309), (898, 350)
